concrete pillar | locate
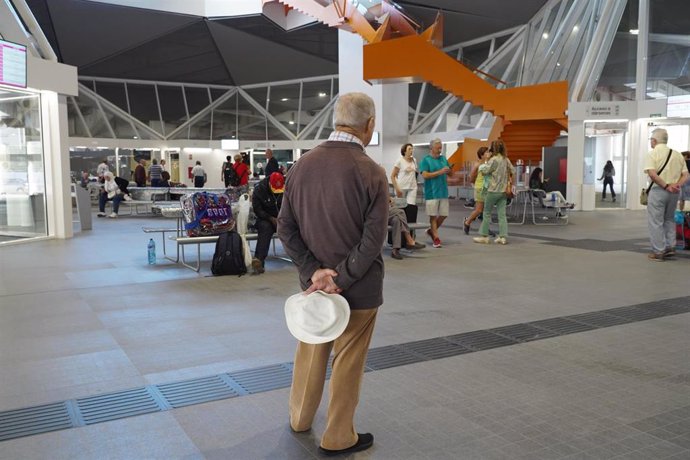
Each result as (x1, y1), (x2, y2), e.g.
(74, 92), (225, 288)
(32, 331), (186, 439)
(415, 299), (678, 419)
(338, 30), (409, 178)
(567, 119), (586, 210)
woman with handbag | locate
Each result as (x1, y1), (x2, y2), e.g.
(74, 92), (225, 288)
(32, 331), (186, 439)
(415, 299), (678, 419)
(473, 140), (515, 245)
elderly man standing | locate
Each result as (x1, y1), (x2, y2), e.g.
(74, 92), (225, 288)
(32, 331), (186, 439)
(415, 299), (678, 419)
(264, 148), (279, 176)
(278, 92), (388, 456)
(419, 138), (452, 248)
(644, 128), (689, 261)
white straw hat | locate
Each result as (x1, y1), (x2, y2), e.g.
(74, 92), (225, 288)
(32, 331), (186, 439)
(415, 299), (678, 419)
(284, 291), (350, 344)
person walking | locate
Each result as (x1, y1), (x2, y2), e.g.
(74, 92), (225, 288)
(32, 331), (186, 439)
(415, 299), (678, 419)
(419, 138), (451, 248)
(644, 129), (689, 261)
(133, 159), (146, 187)
(599, 160), (616, 202)
(463, 146), (490, 234)
(277, 92), (388, 456)
(473, 140), (515, 245)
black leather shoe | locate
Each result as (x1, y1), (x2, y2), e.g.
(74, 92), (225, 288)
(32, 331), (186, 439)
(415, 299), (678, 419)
(391, 249), (403, 260)
(319, 433), (374, 457)
(463, 219), (470, 235)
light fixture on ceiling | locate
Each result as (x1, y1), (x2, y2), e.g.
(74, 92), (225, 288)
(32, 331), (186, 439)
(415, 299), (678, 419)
(573, 25), (579, 32)
(281, 98), (289, 102)
(133, 136), (138, 139)
(630, 29), (639, 35)
(318, 92), (327, 97)
(288, 120), (295, 125)
(556, 62), (561, 67)
(542, 32), (549, 39)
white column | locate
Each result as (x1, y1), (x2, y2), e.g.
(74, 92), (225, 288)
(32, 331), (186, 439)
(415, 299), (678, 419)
(567, 119), (587, 209)
(636, 0), (649, 102)
(338, 30), (409, 177)
(42, 92), (73, 238)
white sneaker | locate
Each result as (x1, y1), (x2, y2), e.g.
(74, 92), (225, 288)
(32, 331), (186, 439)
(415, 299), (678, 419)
(123, 194), (133, 201)
(494, 237), (508, 245)
(108, 212), (118, 218)
(473, 236), (490, 244)
(97, 212), (106, 217)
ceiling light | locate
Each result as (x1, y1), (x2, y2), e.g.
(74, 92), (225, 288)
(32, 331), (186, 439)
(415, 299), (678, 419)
(133, 136), (138, 139)
(630, 29), (639, 35)
(573, 25), (579, 31)
(318, 92), (327, 97)
(281, 98), (289, 102)
(288, 120), (295, 125)
(556, 62), (561, 67)
(542, 32), (549, 39)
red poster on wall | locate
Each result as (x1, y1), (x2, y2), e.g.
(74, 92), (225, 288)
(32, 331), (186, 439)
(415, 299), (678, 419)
(559, 158), (567, 183)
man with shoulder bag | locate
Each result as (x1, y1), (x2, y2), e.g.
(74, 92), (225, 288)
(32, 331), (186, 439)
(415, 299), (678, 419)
(643, 128), (689, 261)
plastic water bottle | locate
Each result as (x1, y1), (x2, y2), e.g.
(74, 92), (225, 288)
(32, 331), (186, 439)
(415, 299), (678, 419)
(147, 238), (156, 265)
(551, 192), (557, 204)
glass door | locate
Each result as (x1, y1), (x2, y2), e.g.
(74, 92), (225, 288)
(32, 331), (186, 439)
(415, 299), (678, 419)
(0, 89), (46, 243)
(584, 121), (629, 209)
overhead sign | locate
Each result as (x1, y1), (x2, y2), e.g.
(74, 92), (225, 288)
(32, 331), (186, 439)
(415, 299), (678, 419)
(667, 95), (690, 118)
(0, 39), (27, 89)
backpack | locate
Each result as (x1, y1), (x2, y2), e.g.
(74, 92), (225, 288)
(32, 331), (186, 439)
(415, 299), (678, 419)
(211, 230), (247, 276)
(224, 163), (241, 187)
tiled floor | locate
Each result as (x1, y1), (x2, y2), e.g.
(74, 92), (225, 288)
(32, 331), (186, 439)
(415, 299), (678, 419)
(0, 202), (688, 459)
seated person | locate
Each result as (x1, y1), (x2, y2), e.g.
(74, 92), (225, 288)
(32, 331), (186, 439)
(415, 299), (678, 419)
(114, 176), (133, 200)
(388, 198), (425, 259)
(250, 172), (284, 274)
(529, 167), (574, 209)
(98, 172), (126, 218)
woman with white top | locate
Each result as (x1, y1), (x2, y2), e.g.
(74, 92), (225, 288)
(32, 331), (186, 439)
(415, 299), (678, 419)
(391, 143), (418, 205)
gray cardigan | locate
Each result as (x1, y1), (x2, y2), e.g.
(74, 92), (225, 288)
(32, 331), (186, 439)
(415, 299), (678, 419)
(277, 141), (389, 309)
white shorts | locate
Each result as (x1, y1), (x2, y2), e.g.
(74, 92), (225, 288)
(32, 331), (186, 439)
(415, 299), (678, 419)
(425, 199), (449, 217)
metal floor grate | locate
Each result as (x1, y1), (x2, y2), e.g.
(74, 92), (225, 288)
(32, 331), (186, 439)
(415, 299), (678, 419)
(157, 375), (238, 408)
(76, 388), (162, 425)
(0, 402), (72, 442)
(1, 295), (688, 443)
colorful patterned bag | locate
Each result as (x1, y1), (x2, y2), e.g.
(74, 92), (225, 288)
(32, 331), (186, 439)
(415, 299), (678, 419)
(181, 192), (235, 237)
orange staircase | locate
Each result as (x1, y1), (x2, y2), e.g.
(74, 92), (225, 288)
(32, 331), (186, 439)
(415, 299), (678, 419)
(264, 1), (568, 165)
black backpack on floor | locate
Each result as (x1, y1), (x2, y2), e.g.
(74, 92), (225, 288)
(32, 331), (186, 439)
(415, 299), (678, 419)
(212, 230), (247, 276)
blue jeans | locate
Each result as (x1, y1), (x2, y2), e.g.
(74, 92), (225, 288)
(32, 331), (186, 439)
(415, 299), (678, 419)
(647, 186), (679, 254)
(479, 192), (508, 238)
(99, 191), (123, 214)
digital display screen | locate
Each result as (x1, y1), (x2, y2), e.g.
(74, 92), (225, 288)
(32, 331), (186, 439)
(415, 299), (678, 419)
(0, 39), (27, 88)
(667, 95), (690, 118)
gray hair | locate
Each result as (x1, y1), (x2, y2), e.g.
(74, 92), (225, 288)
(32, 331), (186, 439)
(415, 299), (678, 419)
(430, 138), (442, 148)
(332, 92), (375, 130)
(651, 128), (668, 144)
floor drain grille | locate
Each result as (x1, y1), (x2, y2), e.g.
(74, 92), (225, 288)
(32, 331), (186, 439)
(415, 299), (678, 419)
(76, 388), (162, 425)
(0, 295), (687, 443)
(228, 364), (294, 394)
(0, 402), (72, 441)
(157, 376), (238, 408)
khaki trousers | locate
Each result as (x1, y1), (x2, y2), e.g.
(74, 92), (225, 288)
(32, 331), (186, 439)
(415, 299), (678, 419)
(289, 307), (378, 450)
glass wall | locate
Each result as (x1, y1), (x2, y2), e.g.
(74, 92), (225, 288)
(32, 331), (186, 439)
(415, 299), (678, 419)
(646, 0), (690, 100)
(0, 89), (46, 243)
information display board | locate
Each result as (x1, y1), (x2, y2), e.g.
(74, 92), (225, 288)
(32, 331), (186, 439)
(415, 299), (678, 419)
(0, 39), (27, 88)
